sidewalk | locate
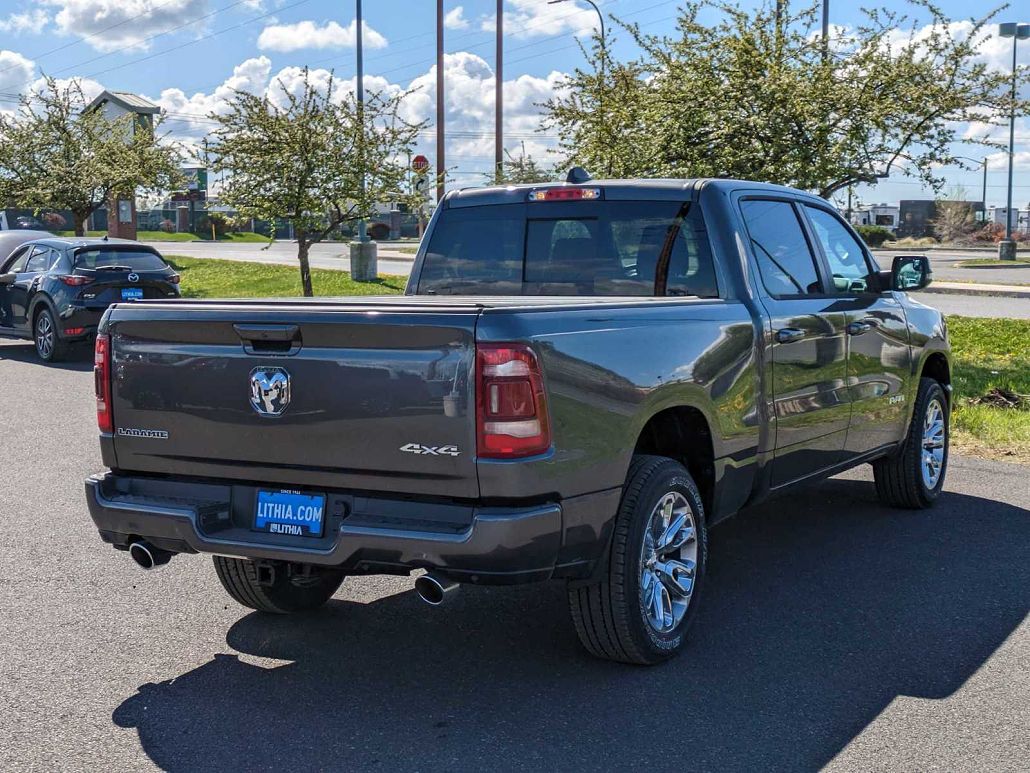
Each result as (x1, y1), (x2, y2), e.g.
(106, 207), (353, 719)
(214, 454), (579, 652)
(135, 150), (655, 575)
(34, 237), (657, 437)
(923, 281), (1030, 299)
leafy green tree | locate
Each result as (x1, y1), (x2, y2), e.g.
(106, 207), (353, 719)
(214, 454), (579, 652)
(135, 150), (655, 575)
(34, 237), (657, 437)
(544, 1), (1027, 198)
(0, 78), (183, 235)
(486, 141), (557, 184)
(206, 69), (424, 296)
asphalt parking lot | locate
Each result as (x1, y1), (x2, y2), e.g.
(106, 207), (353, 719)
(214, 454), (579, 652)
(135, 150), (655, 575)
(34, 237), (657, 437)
(1, 338), (1027, 772)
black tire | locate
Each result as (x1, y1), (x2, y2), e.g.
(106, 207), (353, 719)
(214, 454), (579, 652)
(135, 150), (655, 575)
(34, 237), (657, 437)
(873, 377), (949, 509)
(568, 455), (708, 665)
(34, 307), (69, 363)
(213, 556), (345, 614)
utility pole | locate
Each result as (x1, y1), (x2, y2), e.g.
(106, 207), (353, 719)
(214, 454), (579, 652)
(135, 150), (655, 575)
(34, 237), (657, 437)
(436, 0), (445, 204)
(356, 0), (366, 244)
(822, 0), (830, 59)
(495, 0), (503, 183)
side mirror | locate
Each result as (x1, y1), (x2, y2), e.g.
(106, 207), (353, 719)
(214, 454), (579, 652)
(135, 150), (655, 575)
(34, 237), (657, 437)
(0, 273), (16, 286)
(888, 255), (932, 292)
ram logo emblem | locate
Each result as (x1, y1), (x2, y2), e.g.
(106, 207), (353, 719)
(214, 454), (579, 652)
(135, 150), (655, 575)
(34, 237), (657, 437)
(249, 367), (291, 417)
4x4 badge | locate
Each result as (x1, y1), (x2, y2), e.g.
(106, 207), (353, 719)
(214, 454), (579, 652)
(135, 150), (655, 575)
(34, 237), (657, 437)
(400, 443), (460, 457)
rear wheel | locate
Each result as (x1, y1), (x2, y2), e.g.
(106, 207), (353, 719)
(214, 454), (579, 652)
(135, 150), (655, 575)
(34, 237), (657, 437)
(568, 455), (708, 665)
(873, 377), (949, 509)
(213, 556), (345, 614)
(34, 308), (68, 363)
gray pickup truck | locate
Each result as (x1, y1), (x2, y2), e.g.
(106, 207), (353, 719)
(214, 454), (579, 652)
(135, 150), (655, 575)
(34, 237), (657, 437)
(85, 177), (951, 664)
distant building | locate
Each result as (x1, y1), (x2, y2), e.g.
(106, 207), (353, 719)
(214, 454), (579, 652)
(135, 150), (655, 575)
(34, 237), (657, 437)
(896, 200), (937, 238)
(896, 199), (985, 239)
(988, 207), (1030, 234)
(850, 203), (900, 232)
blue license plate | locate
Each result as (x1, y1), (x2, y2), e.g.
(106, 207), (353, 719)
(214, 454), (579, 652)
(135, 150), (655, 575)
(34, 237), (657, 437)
(254, 490), (326, 537)
(121, 287), (144, 301)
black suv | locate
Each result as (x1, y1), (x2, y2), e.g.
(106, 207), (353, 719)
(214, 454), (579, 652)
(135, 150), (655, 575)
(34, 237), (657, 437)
(0, 237), (180, 362)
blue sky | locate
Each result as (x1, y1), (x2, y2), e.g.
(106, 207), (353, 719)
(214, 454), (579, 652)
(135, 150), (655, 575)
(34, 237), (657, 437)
(0, 0), (1027, 205)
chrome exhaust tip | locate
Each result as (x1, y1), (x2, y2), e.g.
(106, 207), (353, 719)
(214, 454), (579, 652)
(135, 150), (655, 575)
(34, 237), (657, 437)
(414, 573), (459, 606)
(128, 541), (173, 571)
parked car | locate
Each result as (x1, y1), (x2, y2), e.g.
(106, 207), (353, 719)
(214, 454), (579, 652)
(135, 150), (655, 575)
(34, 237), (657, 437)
(0, 230), (53, 262)
(0, 237), (180, 362)
(83, 177), (950, 664)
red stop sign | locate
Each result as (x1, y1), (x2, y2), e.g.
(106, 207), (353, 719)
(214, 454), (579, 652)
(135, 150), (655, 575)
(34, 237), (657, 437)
(412, 154), (429, 173)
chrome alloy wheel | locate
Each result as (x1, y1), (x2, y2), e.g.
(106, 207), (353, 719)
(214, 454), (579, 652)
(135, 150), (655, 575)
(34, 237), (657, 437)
(921, 398), (946, 489)
(35, 312), (54, 359)
(639, 491), (698, 634)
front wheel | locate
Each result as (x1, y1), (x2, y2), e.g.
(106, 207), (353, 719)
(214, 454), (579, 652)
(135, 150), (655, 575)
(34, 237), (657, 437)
(213, 556), (345, 614)
(568, 455), (708, 665)
(873, 377), (949, 509)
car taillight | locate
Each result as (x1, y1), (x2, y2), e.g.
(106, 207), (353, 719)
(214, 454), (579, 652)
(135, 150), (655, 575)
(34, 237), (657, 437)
(94, 334), (113, 433)
(168, 274), (180, 284)
(58, 275), (93, 286)
(476, 343), (551, 458)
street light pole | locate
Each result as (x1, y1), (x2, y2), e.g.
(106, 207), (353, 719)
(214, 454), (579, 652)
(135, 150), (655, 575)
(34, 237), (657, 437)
(350, 0), (378, 281)
(998, 21), (1029, 259)
(495, 0), (503, 183)
(549, 0), (605, 174)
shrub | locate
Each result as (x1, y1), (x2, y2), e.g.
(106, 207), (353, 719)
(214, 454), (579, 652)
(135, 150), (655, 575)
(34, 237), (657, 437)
(159, 219), (176, 233)
(855, 224), (894, 247)
(42, 211), (66, 229)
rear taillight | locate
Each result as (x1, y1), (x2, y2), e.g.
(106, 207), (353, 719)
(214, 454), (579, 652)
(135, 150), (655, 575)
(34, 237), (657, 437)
(58, 275), (93, 286)
(94, 334), (113, 433)
(168, 274), (180, 284)
(476, 343), (551, 458)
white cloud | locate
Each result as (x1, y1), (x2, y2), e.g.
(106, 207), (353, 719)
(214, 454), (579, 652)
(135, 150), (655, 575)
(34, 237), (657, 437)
(0, 9), (50, 35)
(257, 19), (387, 52)
(444, 6), (469, 30)
(0, 50), (37, 107)
(41, 0), (210, 53)
(483, 0), (599, 39)
(153, 55), (272, 144)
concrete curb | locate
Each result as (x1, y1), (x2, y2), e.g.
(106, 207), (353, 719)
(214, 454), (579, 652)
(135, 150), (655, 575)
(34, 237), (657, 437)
(921, 283), (1030, 299)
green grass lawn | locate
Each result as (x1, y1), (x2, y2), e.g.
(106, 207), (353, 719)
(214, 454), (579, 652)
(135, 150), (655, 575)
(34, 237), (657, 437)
(165, 255), (406, 298)
(948, 316), (1030, 463)
(956, 258), (1030, 268)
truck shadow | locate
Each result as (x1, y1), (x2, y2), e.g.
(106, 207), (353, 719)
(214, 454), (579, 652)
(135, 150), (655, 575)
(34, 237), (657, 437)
(0, 340), (92, 370)
(112, 478), (1029, 772)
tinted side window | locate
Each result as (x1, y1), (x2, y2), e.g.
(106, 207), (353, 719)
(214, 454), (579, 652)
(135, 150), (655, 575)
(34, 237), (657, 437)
(2, 245), (32, 273)
(740, 200), (822, 297)
(804, 206), (874, 293)
(25, 246), (52, 273)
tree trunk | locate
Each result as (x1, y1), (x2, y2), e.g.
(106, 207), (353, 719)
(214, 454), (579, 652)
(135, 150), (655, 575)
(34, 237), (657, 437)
(297, 237), (314, 297)
(73, 210), (88, 237)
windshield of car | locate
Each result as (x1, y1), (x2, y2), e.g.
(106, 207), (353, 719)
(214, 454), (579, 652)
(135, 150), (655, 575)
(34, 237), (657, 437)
(73, 249), (167, 271)
(416, 200), (718, 297)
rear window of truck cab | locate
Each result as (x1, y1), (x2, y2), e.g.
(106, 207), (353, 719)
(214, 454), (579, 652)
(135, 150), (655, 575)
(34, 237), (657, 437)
(417, 200), (718, 297)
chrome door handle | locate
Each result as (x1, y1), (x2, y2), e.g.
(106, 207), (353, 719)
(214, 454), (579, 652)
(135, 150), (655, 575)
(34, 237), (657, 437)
(846, 321), (873, 336)
(775, 328), (806, 344)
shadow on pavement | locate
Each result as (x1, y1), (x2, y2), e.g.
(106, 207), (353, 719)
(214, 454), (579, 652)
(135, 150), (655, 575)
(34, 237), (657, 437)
(112, 479), (1030, 772)
(0, 341), (92, 371)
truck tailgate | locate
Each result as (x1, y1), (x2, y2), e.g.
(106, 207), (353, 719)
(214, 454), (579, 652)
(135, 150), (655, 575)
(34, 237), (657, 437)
(106, 301), (481, 499)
